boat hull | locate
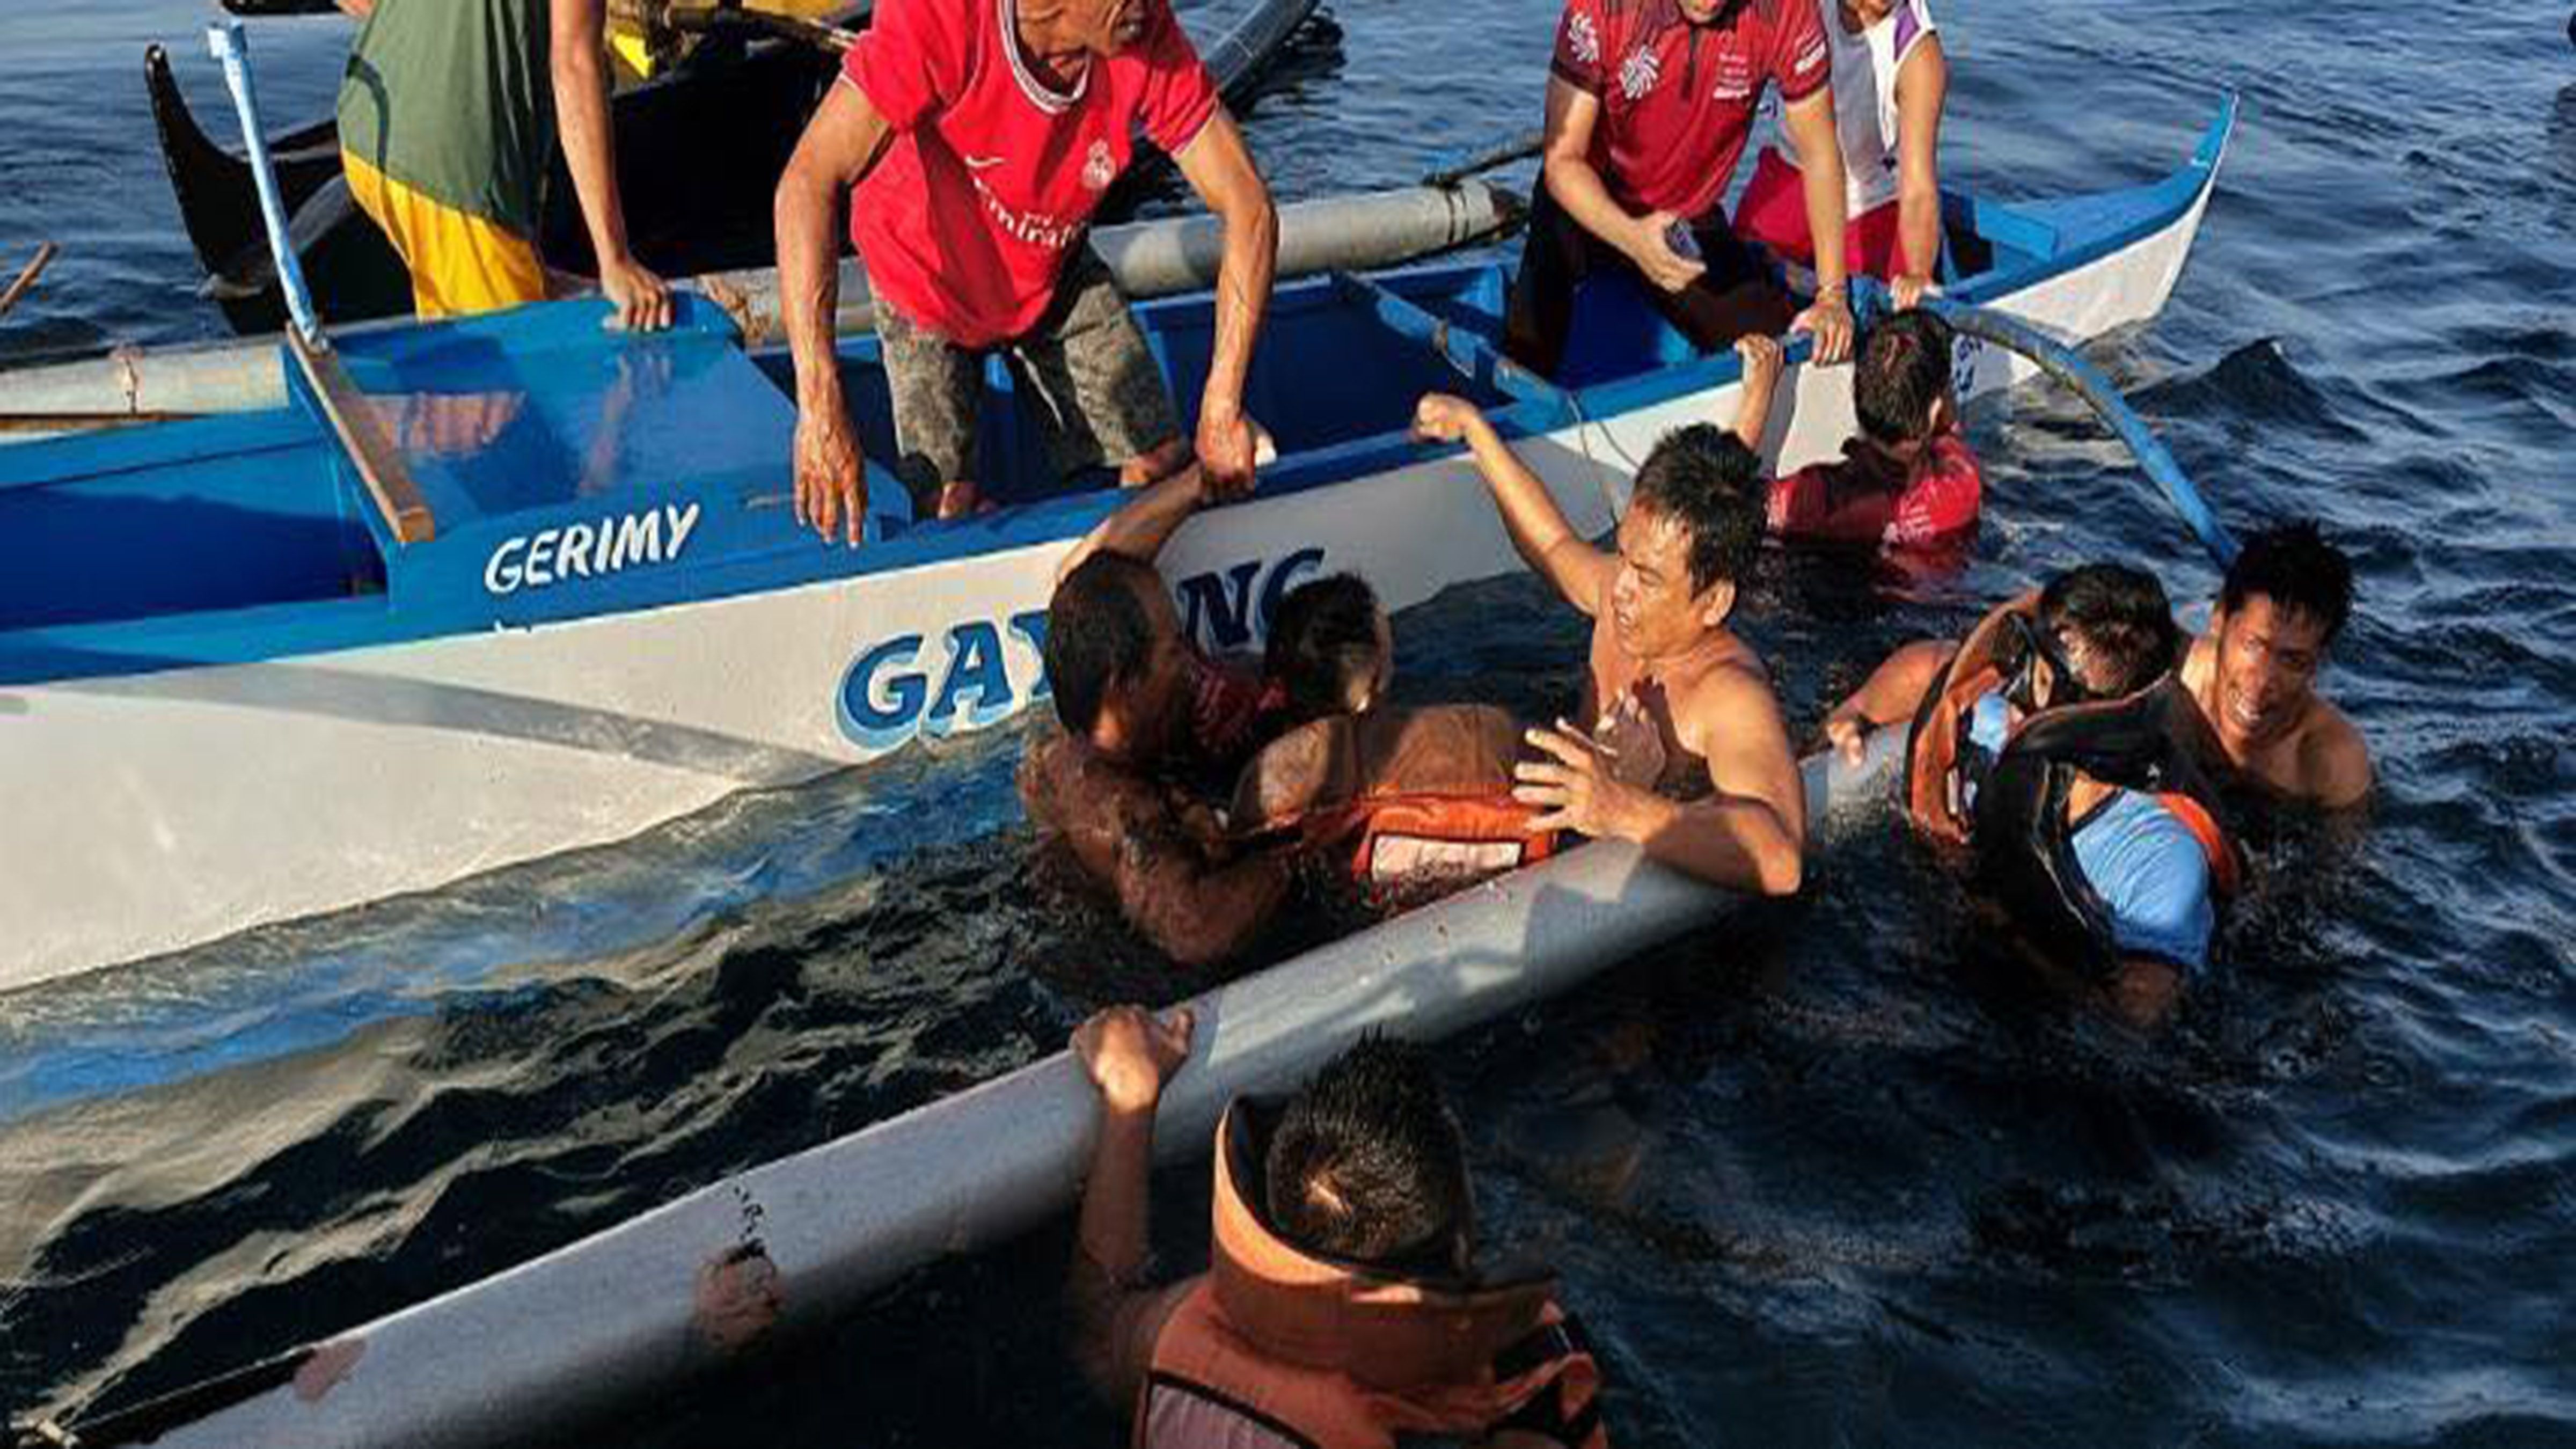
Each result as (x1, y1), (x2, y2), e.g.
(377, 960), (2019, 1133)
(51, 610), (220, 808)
(44, 730), (1894, 1449)
(1, 101), (2235, 993)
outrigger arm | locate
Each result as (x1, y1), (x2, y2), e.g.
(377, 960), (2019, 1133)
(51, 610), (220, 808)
(204, 18), (436, 544)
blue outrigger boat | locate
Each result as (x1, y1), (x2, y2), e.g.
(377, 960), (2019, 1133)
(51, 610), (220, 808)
(0, 101), (2235, 994)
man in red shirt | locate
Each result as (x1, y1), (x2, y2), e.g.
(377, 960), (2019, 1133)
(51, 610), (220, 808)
(1503, 0), (1857, 380)
(773, 0), (1278, 536)
(1727, 313), (1980, 551)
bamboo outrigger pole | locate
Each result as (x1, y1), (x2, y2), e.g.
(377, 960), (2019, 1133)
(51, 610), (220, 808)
(0, 241), (57, 322)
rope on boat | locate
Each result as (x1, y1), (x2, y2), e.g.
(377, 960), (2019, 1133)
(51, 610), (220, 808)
(1878, 287), (2243, 570)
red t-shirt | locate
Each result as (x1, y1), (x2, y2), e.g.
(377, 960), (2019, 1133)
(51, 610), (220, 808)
(1550, 0), (1829, 222)
(1768, 426), (1981, 548)
(845, 0), (1219, 347)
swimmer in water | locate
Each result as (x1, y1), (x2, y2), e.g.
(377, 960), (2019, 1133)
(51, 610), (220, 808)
(1827, 564), (2240, 1027)
(1727, 310), (1982, 552)
(1069, 1006), (1611, 1447)
(1415, 394), (1806, 896)
(2180, 519), (2372, 810)
(1018, 552), (1293, 968)
(1052, 460), (1300, 772)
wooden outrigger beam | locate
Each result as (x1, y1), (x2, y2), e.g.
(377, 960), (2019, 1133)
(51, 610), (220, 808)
(287, 329), (434, 544)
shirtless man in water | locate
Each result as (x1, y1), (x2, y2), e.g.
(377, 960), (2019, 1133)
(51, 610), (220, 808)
(1019, 551), (1292, 967)
(2182, 519), (2371, 809)
(1414, 395), (1805, 895)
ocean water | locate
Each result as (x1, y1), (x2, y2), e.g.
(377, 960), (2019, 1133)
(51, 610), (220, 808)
(3, 0), (2573, 1445)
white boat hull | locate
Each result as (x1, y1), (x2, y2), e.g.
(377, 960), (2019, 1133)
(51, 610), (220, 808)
(2, 144), (2220, 993)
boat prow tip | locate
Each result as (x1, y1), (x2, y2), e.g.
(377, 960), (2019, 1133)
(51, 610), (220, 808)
(2195, 92), (2242, 176)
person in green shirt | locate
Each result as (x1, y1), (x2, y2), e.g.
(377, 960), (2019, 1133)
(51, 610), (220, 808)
(334, 0), (670, 329)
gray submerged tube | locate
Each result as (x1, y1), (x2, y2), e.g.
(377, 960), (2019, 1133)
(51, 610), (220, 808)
(45, 733), (1897, 1449)
(0, 181), (1524, 431)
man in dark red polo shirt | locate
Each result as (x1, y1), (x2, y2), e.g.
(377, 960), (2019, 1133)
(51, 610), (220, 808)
(773, 0), (1278, 537)
(1503, 0), (1856, 379)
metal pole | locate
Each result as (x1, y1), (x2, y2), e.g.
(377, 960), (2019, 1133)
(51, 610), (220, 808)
(206, 19), (325, 347)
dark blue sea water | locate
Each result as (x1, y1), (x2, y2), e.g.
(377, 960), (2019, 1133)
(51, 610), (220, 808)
(4, 0), (2573, 1444)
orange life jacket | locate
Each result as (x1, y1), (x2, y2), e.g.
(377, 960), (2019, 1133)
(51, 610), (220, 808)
(1233, 706), (1557, 891)
(1902, 595), (2033, 846)
(1138, 1102), (1609, 1449)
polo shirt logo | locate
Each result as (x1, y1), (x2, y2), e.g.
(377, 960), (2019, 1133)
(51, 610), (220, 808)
(1081, 138), (1115, 191)
(1564, 11), (1601, 65)
(1618, 45), (1660, 100)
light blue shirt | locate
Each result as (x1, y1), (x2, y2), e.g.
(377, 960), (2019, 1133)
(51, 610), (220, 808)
(2069, 788), (2216, 973)
(1963, 688), (2216, 972)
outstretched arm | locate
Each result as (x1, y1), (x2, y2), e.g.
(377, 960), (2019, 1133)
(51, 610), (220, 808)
(1729, 333), (1787, 451)
(1175, 108), (1279, 495)
(551, 0), (670, 331)
(1777, 87), (1853, 364)
(1055, 465), (1220, 587)
(1890, 32), (1949, 308)
(1822, 638), (1958, 759)
(1069, 1005), (1199, 1410)
(1415, 394), (1617, 616)
(775, 81), (895, 545)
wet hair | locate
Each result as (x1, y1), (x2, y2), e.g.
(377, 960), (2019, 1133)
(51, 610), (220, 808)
(2221, 518), (2353, 643)
(1629, 423), (1765, 594)
(1265, 1035), (1473, 1273)
(2036, 562), (2184, 699)
(1044, 553), (1162, 736)
(1265, 574), (1386, 721)
(1854, 309), (1956, 447)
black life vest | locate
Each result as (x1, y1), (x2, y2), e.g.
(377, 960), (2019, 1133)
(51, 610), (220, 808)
(1970, 676), (2243, 976)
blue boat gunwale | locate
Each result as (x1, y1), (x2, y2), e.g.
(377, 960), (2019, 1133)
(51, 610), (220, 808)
(0, 98), (2233, 690)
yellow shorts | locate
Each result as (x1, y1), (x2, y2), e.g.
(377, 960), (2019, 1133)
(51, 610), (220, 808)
(340, 150), (546, 320)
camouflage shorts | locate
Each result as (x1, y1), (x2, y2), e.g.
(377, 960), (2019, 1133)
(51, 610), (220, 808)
(876, 245), (1180, 506)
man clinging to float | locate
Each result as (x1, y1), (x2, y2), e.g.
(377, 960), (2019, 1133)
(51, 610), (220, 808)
(1067, 1006), (1611, 1448)
(773, 0), (1278, 533)
(2180, 520), (2372, 810)
(1415, 393), (1809, 900)
(1826, 564), (2241, 1028)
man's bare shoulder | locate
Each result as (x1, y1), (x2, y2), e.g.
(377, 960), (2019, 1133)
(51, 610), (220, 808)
(1673, 643), (1789, 741)
(1231, 717), (1340, 828)
(1024, 731), (1163, 828)
(2299, 698), (2373, 809)
(1018, 736), (1064, 821)
(1670, 645), (1799, 810)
